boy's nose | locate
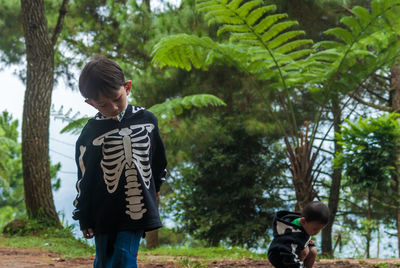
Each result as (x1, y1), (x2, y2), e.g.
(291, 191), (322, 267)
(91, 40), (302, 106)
(111, 104), (119, 112)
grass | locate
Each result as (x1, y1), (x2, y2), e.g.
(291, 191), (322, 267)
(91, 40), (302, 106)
(0, 219), (268, 262)
(0, 219), (94, 258)
(0, 233), (95, 258)
(140, 245), (268, 260)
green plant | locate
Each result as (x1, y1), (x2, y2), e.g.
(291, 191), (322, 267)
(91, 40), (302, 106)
(176, 256), (208, 268)
(152, 0), (400, 212)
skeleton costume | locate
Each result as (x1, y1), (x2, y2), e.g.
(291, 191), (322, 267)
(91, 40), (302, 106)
(268, 211), (311, 268)
(72, 105), (167, 234)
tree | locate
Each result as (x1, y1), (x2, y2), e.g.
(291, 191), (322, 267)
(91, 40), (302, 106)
(0, 111), (24, 227)
(151, 0), (400, 253)
(167, 114), (287, 247)
(152, 0), (400, 206)
(0, 110), (61, 228)
(19, 0), (69, 226)
(335, 113), (400, 257)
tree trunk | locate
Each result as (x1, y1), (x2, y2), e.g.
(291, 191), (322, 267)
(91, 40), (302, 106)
(146, 195), (159, 249)
(285, 122), (317, 212)
(20, 0), (60, 226)
(366, 192), (371, 258)
(146, 229), (159, 249)
(321, 98), (342, 257)
(391, 63), (400, 257)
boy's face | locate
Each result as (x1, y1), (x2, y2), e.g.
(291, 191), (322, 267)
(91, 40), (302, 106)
(85, 81), (132, 117)
(300, 218), (326, 236)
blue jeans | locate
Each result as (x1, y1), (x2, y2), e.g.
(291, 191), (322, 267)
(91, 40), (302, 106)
(94, 230), (143, 268)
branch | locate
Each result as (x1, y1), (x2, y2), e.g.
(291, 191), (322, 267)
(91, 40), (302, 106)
(312, 146), (334, 155)
(365, 87), (389, 102)
(348, 91), (391, 111)
(51, 0), (69, 46)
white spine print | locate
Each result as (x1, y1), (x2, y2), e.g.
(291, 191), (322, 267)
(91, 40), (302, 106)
(92, 124), (154, 220)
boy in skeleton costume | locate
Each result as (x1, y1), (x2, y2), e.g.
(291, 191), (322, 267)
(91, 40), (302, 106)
(72, 56), (167, 268)
(268, 201), (329, 268)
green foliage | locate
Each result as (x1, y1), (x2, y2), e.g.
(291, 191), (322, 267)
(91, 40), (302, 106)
(60, 117), (91, 135)
(0, 0), (24, 66)
(141, 245), (268, 260)
(158, 227), (187, 246)
(152, 0), (400, 110)
(0, 111), (24, 228)
(0, 218), (94, 258)
(336, 113), (400, 192)
(176, 256), (208, 268)
(0, 111), (62, 228)
(335, 113), (400, 241)
(308, 0), (400, 97)
(149, 94), (226, 129)
(167, 115), (288, 248)
(59, 94), (226, 134)
(152, 0), (314, 90)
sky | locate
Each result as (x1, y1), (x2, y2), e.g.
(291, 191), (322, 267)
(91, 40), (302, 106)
(0, 67), (97, 234)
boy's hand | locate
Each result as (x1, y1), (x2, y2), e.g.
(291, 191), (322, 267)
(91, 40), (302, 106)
(156, 191), (160, 202)
(82, 228), (94, 239)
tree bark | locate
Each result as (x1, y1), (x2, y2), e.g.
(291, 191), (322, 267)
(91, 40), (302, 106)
(391, 63), (400, 257)
(146, 229), (159, 249)
(20, 0), (67, 227)
(285, 122), (317, 212)
(321, 98), (342, 256)
(146, 196), (159, 249)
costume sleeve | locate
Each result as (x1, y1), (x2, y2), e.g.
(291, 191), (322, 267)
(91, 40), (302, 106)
(72, 138), (93, 230)
(152, 118), (167, 193)
(279, 243), (304, 268)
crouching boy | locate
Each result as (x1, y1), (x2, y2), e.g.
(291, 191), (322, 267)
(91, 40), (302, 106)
(268, 201), (329, 268)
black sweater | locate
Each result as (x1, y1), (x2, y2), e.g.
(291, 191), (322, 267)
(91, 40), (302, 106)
(268, 211), (311, 268)
(72, 105), (167, 234)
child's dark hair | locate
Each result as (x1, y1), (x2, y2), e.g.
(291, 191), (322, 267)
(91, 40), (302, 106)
(302, 201), (329, 225)
(79, 55), (125, 100)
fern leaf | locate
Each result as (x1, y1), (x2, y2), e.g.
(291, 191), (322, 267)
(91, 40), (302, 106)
(286, 49), (314, 60)
(269, 31), (308, 50)
(246, 5), (276, 26)
(230, 32), (258, 42)
(313, 41), (342, 49)
(253, 13), (288, 34)
(217, 25), (249, 36)
(371, 0), (382, 17)
(275, 39), (313, 53)
(351, 6), (371, 28)
(148, 94), (226, 120)
(152, 34), (215, 71)
(60, 117), (91, 135)
(324, 27), (354, 44)
(226, 0), (243, 10)
(236, 0), (263, 18)
(261, 21), (299, 43)
(340, 16), (362, 35)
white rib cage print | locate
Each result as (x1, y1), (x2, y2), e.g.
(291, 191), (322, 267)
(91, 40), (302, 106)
(92, 123), (154, 220)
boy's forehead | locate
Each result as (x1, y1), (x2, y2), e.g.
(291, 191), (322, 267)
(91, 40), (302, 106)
(90, 87), (123, 102)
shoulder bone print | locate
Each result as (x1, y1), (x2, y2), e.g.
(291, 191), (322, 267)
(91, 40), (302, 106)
(92, 123), (155, 220)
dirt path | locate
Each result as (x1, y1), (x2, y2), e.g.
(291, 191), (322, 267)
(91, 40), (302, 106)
(1, 247), (400, 267)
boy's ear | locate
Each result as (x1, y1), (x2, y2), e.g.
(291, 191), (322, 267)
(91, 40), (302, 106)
(299, 217), (306, 225)
(125, 80), (132, 95)
(85, 99), (96, 108)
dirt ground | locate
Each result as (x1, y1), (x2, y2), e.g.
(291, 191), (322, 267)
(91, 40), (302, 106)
(1, 247), (400, 268)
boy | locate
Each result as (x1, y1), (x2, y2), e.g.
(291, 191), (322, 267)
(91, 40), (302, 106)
(268, 201), (329, 268)
(72, 56), (167, 268)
